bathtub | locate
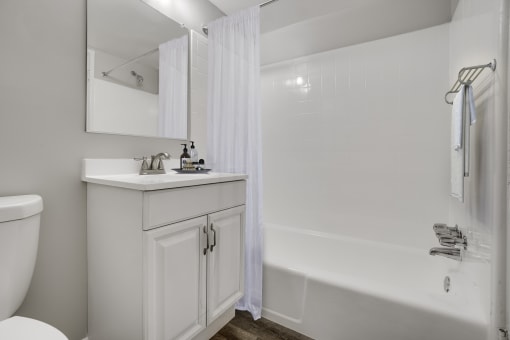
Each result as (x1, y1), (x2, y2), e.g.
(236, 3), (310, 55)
(262, 224), (487, 340)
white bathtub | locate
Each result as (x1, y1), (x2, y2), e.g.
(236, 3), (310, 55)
(262, 224), (487, 340)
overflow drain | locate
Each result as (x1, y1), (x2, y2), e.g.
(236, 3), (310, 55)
(444, 276), (451, 293)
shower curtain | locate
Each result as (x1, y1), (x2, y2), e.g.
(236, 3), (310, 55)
(206, 6), (263, 319)
(158, 35), (188, 139)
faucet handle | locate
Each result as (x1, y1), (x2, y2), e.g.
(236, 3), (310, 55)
(433, 223), (462, 237)
(134, 157), (149, 171)
(433, 223), (457, 233)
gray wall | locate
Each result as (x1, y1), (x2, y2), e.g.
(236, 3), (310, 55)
(0, 1), (184, 339)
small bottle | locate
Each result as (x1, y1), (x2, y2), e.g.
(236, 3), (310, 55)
(190, 141), (198, 164)
(197, 159), (205, 171)
(180, 143), (191, 170)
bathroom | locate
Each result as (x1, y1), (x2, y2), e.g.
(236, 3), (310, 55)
(0, 0), (508, 339)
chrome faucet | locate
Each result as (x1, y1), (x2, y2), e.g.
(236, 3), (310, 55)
(150, 152), (170, 171)
(430, 223), (467, 261)
(433, 223), (467, 249)
(429, 247), (461, 261)
(433, 223), (462, 237)
(135, 152), (170, 175)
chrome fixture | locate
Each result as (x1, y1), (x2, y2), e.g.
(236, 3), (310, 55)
(445, 59), (496, 104)
(433, 223), (461, 237)
(131, 70), (144, 87)
(150, 152), (170, 171)
(102, 48), (158, 78)
(430, 223), (467, 261)
(202, 0), (279, 35)
(135, 152), (170, 175)
(429, 247), (461, 261)
(433, 223), (468, 249)
(443, 276), (451, 292)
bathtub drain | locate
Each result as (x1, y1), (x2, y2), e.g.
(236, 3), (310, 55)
(444, 276), (450, 293)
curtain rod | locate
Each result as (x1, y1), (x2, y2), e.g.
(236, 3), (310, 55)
(259, 0), (279, 8)
(101, 47), (158, 77)
(202, 0), (279, 35)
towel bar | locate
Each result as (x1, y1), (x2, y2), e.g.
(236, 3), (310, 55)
(444, 59), (496, 104)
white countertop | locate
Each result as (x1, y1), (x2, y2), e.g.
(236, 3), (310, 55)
(82, 159), (247, 191)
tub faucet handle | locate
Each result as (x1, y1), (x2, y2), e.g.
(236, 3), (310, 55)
(433, 223), (462, 238)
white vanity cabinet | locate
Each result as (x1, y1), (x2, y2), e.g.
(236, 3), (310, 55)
(86, 179), (246, 340)
(144, 206), (245, 340)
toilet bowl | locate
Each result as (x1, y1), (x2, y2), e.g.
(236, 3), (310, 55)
(0, 195), (67, 339)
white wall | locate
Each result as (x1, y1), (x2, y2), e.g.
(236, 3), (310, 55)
(261, 24), (451, 250)
(0, 1), (191, 339)
(88, 77), (159, 136)
(449, 0), (507, 338)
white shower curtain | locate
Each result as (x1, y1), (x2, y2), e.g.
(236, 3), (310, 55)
(207, 6), (263, 319)
(158, 35), (188, 139)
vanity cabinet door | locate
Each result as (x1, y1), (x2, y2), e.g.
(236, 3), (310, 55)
(207, 206), (245, 324)
(144, 216), (208, 340)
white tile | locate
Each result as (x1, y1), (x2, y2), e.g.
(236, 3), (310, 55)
(262, 24), (451, 250)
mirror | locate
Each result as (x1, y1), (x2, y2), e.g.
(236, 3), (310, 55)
(86, 0), (189, 139)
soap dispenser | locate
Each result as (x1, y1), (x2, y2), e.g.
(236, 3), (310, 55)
(180, 143), (191, 170)
(190, 141), (198, 164)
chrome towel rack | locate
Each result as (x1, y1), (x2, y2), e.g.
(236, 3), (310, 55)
(444, 59), (496, 104)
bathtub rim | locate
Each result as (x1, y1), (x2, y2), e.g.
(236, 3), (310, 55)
(263, 223), (488, 329)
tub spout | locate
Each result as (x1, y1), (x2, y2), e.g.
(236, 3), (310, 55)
(429, 247), (461, 261)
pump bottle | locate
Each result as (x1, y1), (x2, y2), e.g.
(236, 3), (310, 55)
(190, 141), (198, 164)
(180, 143), (191, 170)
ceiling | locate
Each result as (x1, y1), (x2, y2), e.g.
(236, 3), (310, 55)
(88, 0), (458, 67)
(87, 0), (189, 67)
(208, 0), (457, 65)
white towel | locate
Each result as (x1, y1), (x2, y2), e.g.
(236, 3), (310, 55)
(451, 85), (477, 202)
(464, 85), (476, 177)
(451, 85), (464, 151)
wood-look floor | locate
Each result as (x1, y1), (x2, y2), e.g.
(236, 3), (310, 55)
(211, 310), (313, 340)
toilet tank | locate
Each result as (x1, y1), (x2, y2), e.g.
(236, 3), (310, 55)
(0, 195), (43, 321)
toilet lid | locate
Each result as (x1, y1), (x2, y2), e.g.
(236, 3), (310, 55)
(0, 316), (68, 340)
(0, 195), (43, 223)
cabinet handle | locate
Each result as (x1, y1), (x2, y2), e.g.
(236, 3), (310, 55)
(203, 225), (209, 255)
(210, 224), (217, 252)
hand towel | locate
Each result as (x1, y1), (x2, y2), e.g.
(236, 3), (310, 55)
(464, 85), (476, 177)
(451, 86), (465, 201)
(451, 85), (477, 202)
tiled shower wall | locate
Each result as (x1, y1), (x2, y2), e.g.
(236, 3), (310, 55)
(261, 24), (450, 250)
(448, 0), (505, 335)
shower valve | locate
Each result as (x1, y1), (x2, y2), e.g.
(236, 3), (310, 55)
(430, 223), (468, 261)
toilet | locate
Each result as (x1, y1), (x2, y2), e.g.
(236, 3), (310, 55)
(0, 195), (67, 339)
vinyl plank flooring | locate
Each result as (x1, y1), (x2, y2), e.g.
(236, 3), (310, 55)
(211, 310), (313, 340)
